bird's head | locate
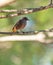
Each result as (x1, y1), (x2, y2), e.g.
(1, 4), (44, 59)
(23, 17), (29, 21)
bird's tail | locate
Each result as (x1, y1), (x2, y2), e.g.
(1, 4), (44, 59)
(12, 27), (17, 32)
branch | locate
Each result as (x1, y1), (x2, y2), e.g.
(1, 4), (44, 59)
(0, 32), (53, 43)
(0, 3), (53, 18)
(0, 28), (53, 43)
(0, 0), (53, 13)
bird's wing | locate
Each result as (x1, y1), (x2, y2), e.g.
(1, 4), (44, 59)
(14, 20), (26, 30)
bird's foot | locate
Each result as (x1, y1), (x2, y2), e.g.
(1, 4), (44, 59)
(17, 31), (35, 35)
(21, 31), (35, 34)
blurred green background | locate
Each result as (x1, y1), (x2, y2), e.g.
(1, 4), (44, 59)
(0, 0), (53, 65)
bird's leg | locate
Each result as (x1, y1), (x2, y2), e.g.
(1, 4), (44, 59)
(20, 30), (35, 34)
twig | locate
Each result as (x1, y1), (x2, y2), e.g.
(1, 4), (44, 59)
(0, 28), (53, 35)
(0, 0), (53, 13)
(0, 4), (53, 18)
(0, 10), (17, 13)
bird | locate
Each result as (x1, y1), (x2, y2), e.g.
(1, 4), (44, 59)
(12, 17), (35, 32)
